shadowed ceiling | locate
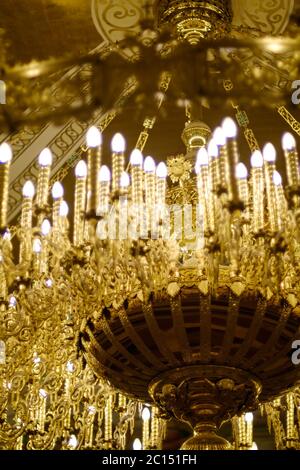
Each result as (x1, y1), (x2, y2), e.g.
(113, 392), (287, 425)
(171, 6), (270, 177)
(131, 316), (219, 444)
(0, 0), (100, 64)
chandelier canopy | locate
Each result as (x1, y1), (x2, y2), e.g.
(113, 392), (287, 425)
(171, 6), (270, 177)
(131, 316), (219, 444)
(155, 0), (233, 43)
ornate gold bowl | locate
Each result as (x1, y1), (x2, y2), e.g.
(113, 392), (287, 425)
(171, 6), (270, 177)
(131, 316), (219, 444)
(83, 270), (300, 449)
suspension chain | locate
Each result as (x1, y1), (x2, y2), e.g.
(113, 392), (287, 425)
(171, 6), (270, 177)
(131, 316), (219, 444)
(223, 80), (260, 152)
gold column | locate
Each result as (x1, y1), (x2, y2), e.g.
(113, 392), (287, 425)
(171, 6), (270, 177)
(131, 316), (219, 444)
(251, 151), (265, 234)
(20, 181), (35, 263)
(36, 148), (53, 210)
(263, 143), (278, 233)
(111, 133), (126, 194)
(86, 126), (102, 217)
(74, 160), (87, 246)
(144, 156), (156, 236)
(0, 143), (12, 230)
(222, 118), (240, 207)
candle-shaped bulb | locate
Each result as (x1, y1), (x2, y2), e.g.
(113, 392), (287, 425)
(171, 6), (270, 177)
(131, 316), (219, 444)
(0, 143), (12, 229)
(130, 149), (143, 167)
(41, 219), (51, 236)
(213, 127), (226, 147)
(236, 162), (248, 179)
(22, 181), (35, 198)
(144, 156), (156, 173)
(263, 143), (276, 163)
(86, 126), (102, 148)
(51, 182), (64, 199)
(133, 438), (142, 451)
(245, 412), (254, 423)
(111, 133), (126, 153)
(251, 150), (264, 168)
(75, 160), (87, 178)
(59, 201), (69, 217)
(197, 148), (209, 167)
(33, 238), (42, 253)
(282, 132), (296, 151)
(142, 407), (151, 421)
(99, 165), (111, 182)
(207, 139), (219, 158)
(273, 170), (282, 186)
(156, 162), (168, 178)
(120, 171), (130, 188)
(0, 143), (12, 163)
(38, 148), (52, 167)
(222, 117), (238, 139)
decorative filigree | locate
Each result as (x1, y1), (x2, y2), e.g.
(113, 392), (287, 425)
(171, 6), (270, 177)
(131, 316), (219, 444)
(167, 155), (192, 184)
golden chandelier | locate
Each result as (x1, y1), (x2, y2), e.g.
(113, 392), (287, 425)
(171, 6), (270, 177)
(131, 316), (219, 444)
(1, 114), (300, 450)
(1, 0), (300, 453)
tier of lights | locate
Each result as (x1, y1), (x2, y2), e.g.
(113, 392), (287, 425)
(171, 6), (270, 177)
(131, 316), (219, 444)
(1, 116), (300, 449)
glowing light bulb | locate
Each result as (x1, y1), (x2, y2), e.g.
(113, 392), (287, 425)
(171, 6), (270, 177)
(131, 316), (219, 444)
(41, 219), (51, 236)
(207, 139), (219, 158)
(9, 296), (17, 307)
(38, 148), (52, 167)
(59, 201), (69, 217)
(245, 412), (254, 423)
(130, 149), (143, 166)
(251, 442), (258, 450)
(33, 238), (42, 253)
(236, 162), (248, 179)
(142, 407), (150, 421)
(213, 127), (226, 146)
(111, 133), (126, 153)
(282, 132), (296, 151)
(222, 117), (238, 139)
(68, 435), (78, 449)
(75, 160), (87, 178)
(251, 151), (263, 168)
(156, 162), (168, 178)
(22, 181), (35, 198)
(33, 354), (41, 364)
(144, 156), (156, 173)
(0, 143), (12, 163)
(99, 165), (111, 182)
(88, 406), (96, 415)
(66, 361), (75, 373)
(120, 171), (130, 188)
(197, 148), (209, 166)
(2, 230), (10, 240)
(133, 438), (142, 450)
(263, 143), (276, 163)
(39, 389), (47, 399)
(51, 182), (64, 199)
(45, 279), (53, 288)
(86, 126), (102, 148)
(273, 170), (282, 186)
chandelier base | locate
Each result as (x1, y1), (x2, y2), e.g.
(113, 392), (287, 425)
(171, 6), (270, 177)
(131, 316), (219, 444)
(149, 365), (261, 449)
(180, 426), (232, 451)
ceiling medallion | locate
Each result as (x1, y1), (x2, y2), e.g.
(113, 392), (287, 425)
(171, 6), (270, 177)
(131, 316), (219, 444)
(155, 0), (233, 44)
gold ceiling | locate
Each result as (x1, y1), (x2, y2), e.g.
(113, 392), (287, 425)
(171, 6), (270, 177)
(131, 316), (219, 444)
(0, 0), (100, 64)
(0, 0), (296, 65)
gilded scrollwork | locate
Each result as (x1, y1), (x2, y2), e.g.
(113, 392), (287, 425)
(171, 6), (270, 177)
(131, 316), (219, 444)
(232, 0), (294, 35)
(92, 0), (145, 55)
